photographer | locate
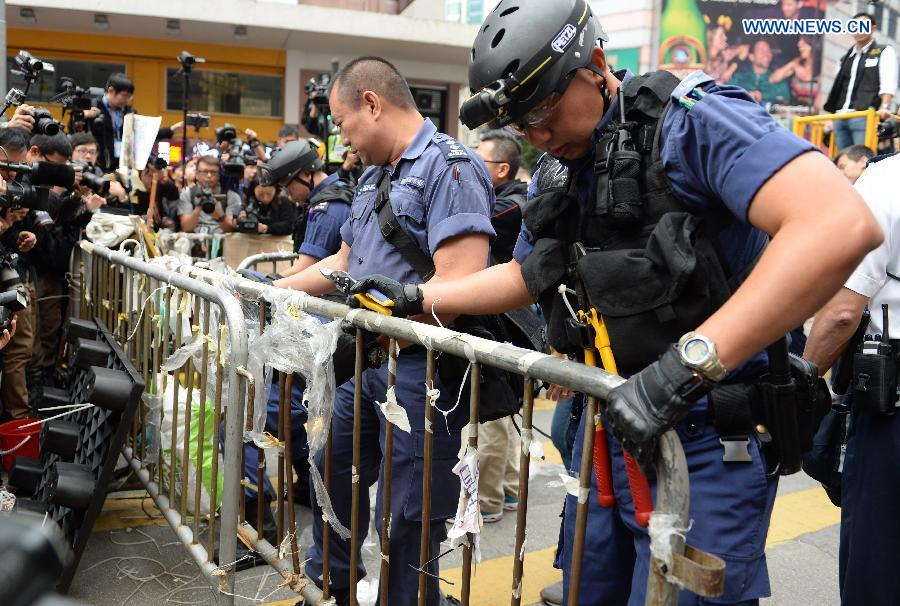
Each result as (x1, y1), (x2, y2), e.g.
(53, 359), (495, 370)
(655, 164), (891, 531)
(177, 154), (240, 234)
(86, 73), (183, 172)
(236, 178), (297, 235)
(2, 104), (37, 132)
(0, 127), (39, 419)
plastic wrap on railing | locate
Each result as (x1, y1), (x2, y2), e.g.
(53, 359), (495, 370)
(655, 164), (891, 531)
(246, 288), (349, 539)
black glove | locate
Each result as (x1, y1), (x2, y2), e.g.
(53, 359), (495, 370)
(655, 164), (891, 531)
(606, 347), (709, 472)
(332, 321), (387, 385)
(347, 274), (424, 318)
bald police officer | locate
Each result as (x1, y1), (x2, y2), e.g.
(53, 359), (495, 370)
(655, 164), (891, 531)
(347, 1), (882, 604)
(275, 56), (495, 606)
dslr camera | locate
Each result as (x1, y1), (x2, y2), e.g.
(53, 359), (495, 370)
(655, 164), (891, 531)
(0, 252), (28, 333)
(215, 123), (238, 144)
(53, 76), (103, 133)
(0, 161), (75, 211)
(186, 112), (210, 129)
(29, 107), (63, 136)
(193, 186), (225, 214)
(71, 161), (110, 196)
(235, 199), (259, 233)
(223, 152), (245, 179)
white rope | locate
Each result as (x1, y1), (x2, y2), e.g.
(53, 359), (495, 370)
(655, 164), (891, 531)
(0, 435), (30, 456)
(126, 285), (173, 342)
(18, 404), (95, 429)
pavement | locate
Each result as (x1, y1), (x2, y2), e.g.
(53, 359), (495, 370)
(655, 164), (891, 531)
(63, 399), (842, 606)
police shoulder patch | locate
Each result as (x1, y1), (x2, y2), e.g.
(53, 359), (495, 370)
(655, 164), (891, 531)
(358, 183), (377, 193)
(432, 135), (472, 164)
(670, 70), (716, 101)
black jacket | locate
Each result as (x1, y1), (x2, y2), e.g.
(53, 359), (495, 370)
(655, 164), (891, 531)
(491, 179), (527, 264)
(256, 195), (298, 236)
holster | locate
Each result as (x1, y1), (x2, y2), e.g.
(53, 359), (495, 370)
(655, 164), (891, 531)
(852, 349), (899, 415)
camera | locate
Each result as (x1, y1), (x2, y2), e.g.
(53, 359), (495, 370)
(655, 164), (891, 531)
(0, 252), (28, 333)
(71, 161), (110, 196)
(303, 72), (333, 139)
(52, 77), (103, 133)
(10, 51), (54, 85)
(878, 118), (900, 141)
(186, 112), (210, 129)
(222, 152), (245, 179)
(215, 123), (238, 144)
(236, 199), (259, 233)
(193, 186), (224, 214)
(30, 107), (63, 136)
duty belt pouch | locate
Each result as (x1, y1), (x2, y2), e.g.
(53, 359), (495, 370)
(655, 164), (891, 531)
(852, 350), (898, 415)
(759, 339), (802, 475)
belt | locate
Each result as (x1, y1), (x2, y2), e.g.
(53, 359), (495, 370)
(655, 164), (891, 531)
(707, 382), (762, 463)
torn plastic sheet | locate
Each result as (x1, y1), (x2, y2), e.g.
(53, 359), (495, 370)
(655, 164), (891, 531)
(142, 392), (163, 464)
(549, 472), (580, 497)
(377, 386), (411, 434)
(244, 288), (348, 539)
(448, 452), (481, 541)
(648, 512), (693, 587)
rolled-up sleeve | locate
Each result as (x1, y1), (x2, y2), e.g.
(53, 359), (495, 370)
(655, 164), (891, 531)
(844, 162), (894, 297)
(425, 162), (495, 254)
(661, 85), (817, 221)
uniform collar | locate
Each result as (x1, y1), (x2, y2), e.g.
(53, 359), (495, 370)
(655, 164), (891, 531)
(852, 40), (874, 56)
(309, 171), (339, 198)
(399, 119), (437, 162)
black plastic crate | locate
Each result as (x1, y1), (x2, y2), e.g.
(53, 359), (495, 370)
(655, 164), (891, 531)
(10, 317), (144, 592)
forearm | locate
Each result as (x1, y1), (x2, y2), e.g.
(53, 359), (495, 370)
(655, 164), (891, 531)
(698, 219), (874, 370)
(218, 217), (236, 233)
(273, 250), (347, 295)
(179, 209), (200, 232)
(280, 254), (320, 278)
(421, 261), (533, 316)
(803, 287), (869, 373)
(881, 93), (894, 108)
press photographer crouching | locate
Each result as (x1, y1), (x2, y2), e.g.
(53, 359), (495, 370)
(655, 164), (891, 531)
(177, 154), (241, 234)
(235, 178), (297, 235)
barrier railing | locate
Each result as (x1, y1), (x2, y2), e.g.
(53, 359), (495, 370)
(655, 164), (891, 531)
(792, 108), (878, 157)
(77, 241), (724, 606)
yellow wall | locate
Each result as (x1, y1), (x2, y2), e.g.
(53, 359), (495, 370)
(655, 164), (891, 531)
(8, 29), (287, 141)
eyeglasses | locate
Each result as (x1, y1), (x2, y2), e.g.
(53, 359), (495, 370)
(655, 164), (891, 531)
(197, 169), (218, 176)
(75, 148), (98, 158)
(507, 92), (563, 136)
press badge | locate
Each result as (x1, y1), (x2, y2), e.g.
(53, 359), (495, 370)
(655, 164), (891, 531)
(865, 58), (879, 67)
(114, 138), (122, 158)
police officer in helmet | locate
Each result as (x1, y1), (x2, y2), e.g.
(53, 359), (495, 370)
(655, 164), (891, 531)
(348, 1), (882, 603)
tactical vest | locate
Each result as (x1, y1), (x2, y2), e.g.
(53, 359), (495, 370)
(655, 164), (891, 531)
(292, 181), (354, 253)
(521, 71), (749, 375)
(824, 44), (886, 113)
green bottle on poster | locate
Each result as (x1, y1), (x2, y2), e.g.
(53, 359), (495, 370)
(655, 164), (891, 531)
(659, 0), (707, 70)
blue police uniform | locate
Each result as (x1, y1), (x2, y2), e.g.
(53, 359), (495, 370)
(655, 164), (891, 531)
(513, 71), (817, 605)
(304, 119), (495, 605)
(241, 173), (352, 501)
(298, 172), (352, 260)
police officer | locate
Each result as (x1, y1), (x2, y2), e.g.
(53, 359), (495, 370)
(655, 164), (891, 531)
(276, 56), (495, 605)
(347, 1), (882, 604)
(804, 153), (900, 606)
(260, 140), (355, 279)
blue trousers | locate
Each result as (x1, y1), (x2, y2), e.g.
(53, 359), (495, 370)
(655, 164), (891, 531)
(833, 117), (869, 153)
(555, 404), (779, 605)
(839, 407), (900, 605)
(242, 376), (308, 500)
(304, 348), (467, 606)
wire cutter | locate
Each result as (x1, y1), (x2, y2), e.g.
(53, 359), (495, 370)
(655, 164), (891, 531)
(320, 268), (395, 316)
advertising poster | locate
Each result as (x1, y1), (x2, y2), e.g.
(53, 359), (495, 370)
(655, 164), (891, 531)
(659, 0), (826, 114)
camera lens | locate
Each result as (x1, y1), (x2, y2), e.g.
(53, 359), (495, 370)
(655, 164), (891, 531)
(201, 200), (216, 214)
(35, 117), (60, 136)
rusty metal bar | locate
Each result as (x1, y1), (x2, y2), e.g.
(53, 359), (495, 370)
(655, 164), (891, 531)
(179, 295), (198, 520)
(276, 372), (286, 545)
(510, 378), (535, 606)
(169, 290), (184, 506)
(417, 349), (436, 606)
(349, 327), (365, 606)
(284, 373), (301, 573)
(379, 338), (398, 604)
(567, 394), (599, 606)
(461, 362), (481, 606)
(207, 328), (227, 560)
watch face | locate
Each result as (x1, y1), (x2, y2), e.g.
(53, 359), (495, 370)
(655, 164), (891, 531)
(683, 338), (710, 365)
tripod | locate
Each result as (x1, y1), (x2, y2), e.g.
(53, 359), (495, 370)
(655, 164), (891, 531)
(175, 51), (205, 183)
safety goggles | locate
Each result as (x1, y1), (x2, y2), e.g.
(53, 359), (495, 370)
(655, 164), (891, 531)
(507, 92), (564, 136)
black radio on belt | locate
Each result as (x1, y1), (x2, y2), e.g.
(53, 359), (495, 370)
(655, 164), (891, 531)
(852, 303), (899, 415)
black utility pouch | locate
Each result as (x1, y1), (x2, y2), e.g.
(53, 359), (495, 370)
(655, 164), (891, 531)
(759, 378), (802, 475)
(788, 354), (832, 453)
(852, 351), (898, 415)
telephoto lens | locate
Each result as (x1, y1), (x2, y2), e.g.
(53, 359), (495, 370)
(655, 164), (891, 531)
(30, 108), (62, 136)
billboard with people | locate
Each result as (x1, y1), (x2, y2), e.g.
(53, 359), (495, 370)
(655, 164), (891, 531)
(659, 0), (825, 114)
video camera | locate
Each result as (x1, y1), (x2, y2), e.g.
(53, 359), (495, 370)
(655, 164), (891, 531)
(878, 118), (900, 141)
(0, 161), (75, 210)
(193, 186), (225, 214)
(223, 152), (245, 179)
(215, 123), (238, 144)
(10, 51), (54, 90)
(1, 51), (61, 127)
(52, 77), (104, 133)
(0, 252), (28, 332)
(186, 112), (210, 129)
(303, 72), (334, 139)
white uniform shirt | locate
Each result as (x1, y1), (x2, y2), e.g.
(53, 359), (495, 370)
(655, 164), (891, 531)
(845, 153), (900, 336)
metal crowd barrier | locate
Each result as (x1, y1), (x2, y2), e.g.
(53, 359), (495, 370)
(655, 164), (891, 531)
(792, 108), (878, 157)
(76, 241), (724, 606)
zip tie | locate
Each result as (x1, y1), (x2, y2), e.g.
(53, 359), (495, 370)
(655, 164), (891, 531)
(38, 403), (92, 412)
(0, 435), (30, 456)
(557, 284), (580, 321)
(19, 403), (94, 429)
